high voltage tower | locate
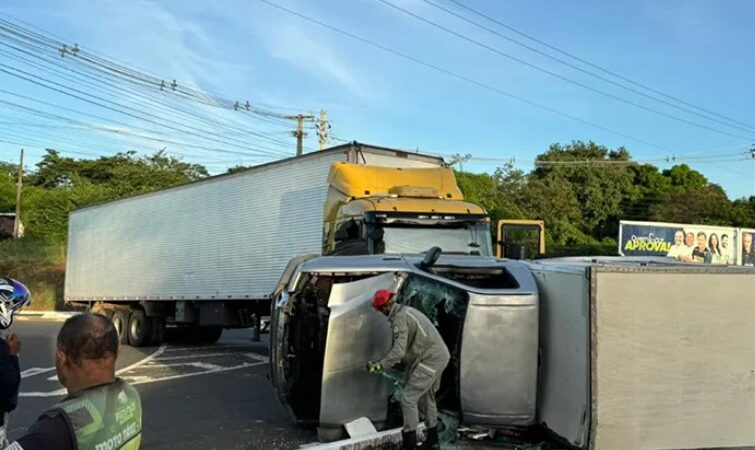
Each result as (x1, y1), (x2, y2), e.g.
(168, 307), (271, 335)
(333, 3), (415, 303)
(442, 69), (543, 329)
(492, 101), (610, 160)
(0, 14), (332, 166)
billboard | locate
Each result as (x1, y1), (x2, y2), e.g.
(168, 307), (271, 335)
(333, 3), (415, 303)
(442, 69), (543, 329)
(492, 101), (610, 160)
(740, 228), (755, 266)
(619, 221), (736, 265)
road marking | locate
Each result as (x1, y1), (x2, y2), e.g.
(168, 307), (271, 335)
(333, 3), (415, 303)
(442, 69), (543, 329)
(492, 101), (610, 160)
(47, 343), (168, 381)
(126, 361), (266, 385)
(19, 388), (67, 397)
(26, 344), (167, 396)
(152, 351), (234, 362)
(20, 345), (266, 397)
(163, 344), (251, 353)
(115, 344), (168, 374)
(20, 367), (55, 378)
(245, 353), (269, 363)
(143, 362), (222, 370)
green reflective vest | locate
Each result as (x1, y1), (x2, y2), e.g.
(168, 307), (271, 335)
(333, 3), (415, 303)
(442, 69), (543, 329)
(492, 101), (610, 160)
(49, 378), (142, 450)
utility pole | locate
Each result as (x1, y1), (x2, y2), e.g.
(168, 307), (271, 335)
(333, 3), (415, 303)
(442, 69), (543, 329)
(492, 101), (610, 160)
(13, 148), (23, 238)
(285, 114), (314, 156)
(317, 110), (329, 151)
(294, 115), (306, 156)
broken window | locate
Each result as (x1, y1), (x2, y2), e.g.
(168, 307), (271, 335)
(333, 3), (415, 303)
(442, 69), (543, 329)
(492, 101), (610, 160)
(397, 274), (469, 411)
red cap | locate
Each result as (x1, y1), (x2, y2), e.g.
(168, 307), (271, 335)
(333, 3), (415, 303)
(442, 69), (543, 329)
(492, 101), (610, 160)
(372, 289), (393, 308)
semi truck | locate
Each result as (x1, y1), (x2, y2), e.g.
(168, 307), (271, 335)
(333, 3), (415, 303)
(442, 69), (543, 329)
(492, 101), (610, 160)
(64, 142), (542, 347)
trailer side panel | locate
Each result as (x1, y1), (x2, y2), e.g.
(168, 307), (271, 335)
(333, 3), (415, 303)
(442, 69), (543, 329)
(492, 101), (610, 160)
(65, 152), (345, 301)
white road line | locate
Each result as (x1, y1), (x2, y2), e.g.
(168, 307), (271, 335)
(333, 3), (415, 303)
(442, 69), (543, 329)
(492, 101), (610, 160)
(116, 344), (168, 374)
(139, 362), (222, 370)
(128, 361), (266, 386)
(19, 388), (67, 398)
(245, 353), (270, 363)
(47, 344), (168, 381)
(20, 367), (55, 378)
(152, 351), (239, 362)
(163, 344), (252, 353)
(20, 345), (265, 397)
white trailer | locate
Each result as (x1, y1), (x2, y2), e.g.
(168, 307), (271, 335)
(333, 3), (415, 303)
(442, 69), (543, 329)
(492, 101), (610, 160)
(64, 142), (443, 346)
(530, 257), (755, 450)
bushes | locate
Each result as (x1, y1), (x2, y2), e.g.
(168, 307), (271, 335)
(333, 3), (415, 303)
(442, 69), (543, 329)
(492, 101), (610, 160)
(0, 238), (66, 311)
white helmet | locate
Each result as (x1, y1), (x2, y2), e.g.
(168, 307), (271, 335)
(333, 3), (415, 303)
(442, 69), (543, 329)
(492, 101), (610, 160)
(0, 278), (31, 329)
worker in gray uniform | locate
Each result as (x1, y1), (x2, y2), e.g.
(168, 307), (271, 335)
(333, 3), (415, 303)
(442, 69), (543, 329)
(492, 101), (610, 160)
(367, 288), (450, 450)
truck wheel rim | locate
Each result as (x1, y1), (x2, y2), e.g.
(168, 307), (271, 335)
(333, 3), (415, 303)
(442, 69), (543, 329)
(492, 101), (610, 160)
(130, 319), (141, 339)
(114, 317), (122, 335)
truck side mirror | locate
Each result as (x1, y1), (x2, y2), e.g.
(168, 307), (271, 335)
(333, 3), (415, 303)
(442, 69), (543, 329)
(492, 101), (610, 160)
(504, 244), (526, 260)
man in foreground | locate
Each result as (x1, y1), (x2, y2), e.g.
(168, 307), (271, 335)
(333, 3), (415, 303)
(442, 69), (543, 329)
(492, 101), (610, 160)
(367, 289), (450, 450)
(9, 313), (142, 450)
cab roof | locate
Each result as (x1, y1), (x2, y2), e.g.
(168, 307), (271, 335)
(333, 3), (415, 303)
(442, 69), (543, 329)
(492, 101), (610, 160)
(328, 163), (464, 200)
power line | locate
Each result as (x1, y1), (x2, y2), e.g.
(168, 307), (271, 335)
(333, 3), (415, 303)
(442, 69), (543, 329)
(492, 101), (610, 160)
(0, 15), (321, 155)
(0, 16), (313, 128)
(0, 43), (295, 149)
(0, 96), (289, 159)
(0, 63), (291, 158)
(257, 0), (673, 153)
(442, 0), (755, 134)
(376, 0), (755, 142)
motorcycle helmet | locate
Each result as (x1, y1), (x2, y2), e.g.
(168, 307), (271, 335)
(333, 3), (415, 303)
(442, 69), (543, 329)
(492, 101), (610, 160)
(0, 278), (31, 329)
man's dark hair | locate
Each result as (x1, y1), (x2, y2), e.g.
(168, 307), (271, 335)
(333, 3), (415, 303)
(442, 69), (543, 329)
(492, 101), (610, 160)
(697, 232), (706, 238)
(57, 313), (118, 364)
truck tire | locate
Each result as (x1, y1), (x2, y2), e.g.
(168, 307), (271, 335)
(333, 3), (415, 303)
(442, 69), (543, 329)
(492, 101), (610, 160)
(196, 326), (223, 344)
(112, 310), (130, 345)
(149, 317), (165, 346)
(128, 310), (154, 347)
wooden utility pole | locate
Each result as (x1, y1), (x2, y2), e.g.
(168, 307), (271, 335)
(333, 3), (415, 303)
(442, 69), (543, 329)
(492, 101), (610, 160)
(294, 115), (306, 156)
(285, 113), (319, 156)
(13, 148), (23, 238)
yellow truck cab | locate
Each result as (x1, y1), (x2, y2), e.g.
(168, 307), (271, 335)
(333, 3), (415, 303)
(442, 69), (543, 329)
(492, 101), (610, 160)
(323, 162), (493, 256)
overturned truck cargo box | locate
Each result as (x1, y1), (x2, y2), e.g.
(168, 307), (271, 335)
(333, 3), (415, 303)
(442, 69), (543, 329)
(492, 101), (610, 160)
(531, 258), (755, 450)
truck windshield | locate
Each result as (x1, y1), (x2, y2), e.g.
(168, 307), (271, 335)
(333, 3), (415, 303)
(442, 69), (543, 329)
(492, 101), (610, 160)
(382, 223), (493, 256)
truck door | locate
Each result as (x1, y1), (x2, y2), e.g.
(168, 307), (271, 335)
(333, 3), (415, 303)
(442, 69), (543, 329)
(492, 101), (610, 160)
(497, 220), (545, 259)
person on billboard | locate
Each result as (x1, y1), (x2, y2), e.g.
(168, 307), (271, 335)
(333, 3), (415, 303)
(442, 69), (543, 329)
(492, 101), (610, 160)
(667, 229), (693, 261)
(721, 234), (732, 264)
(691, 231), (712, 264)
(708, 233), (724, 264)
(675, 230), (696, 262)
(742, 232), (754, 266)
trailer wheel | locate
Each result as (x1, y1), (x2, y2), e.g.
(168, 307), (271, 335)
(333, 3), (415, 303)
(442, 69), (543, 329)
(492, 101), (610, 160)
(196, 326), (223, 344)
(112, 310), (130, 345)
(128, 310), (154, 347)
(149, 317), (165, 346)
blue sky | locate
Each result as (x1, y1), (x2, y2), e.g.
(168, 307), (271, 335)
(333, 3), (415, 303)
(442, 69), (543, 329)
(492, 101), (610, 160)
(1, 0), (753, 198)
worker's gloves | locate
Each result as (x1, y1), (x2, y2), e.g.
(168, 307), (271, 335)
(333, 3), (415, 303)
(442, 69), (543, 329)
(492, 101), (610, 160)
(366, 360), (383, 374)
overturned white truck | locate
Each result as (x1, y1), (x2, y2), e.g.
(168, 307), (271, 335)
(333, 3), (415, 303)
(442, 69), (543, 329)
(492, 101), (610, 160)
(270, 253), (755, 449)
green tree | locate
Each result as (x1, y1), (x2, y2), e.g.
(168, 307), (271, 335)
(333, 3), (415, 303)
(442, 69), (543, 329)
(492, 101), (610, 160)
(532, 141), (635, 240)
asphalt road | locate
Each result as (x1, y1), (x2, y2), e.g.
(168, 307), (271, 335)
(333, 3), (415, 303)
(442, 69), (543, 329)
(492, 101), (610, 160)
(7, 319), (316, 449)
